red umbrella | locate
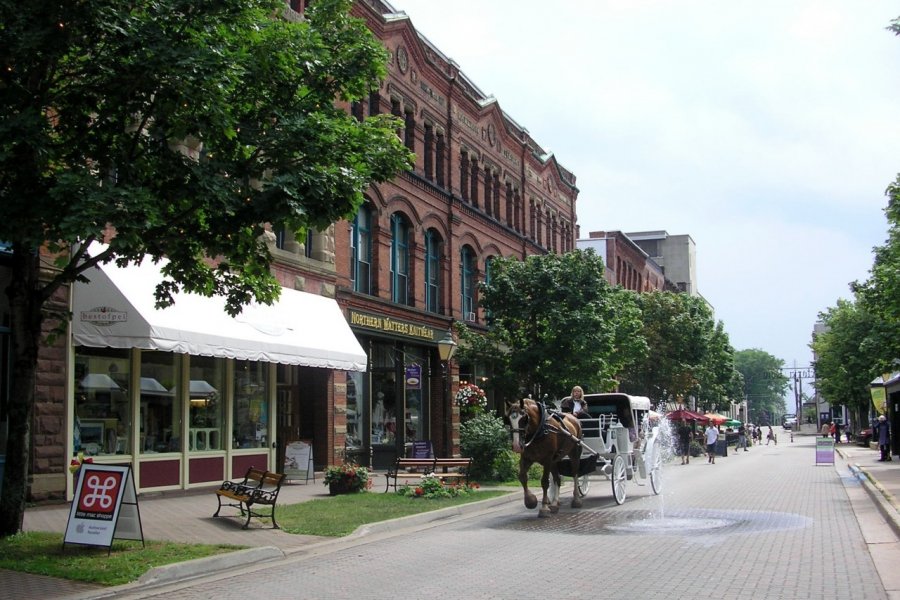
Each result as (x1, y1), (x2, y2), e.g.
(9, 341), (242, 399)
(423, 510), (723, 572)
(704, 412), (729, 425)
(666, 409), (708, 424)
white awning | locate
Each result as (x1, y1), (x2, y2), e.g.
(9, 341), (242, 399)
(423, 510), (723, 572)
(72, 247), (367, 372)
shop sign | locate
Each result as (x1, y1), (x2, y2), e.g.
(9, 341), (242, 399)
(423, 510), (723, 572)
(64, 464), (143, 551)
(405, 364), (421, 389)
(283, 440), (314, 482)
(81, 306), (128, 326)
(349, 309), (438, 342)
(815, 437), (835, 465)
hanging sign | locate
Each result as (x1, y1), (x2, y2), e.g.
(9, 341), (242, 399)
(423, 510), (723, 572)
(815, 437), (835, 465)
(64, 464), (144, 552)
(283, 439), (314, 482)
(405, 364), (421, 390)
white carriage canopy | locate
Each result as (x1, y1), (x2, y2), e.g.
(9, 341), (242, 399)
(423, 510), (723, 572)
(72, 245), (367, 372)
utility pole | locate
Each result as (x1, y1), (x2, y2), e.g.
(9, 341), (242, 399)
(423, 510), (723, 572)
(782, 365), (814, 436)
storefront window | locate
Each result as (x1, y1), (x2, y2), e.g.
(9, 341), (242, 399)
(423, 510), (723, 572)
(139, 351), (182, 453)
(233, 360), (268, 448)
(74, 347), (132, 456)
(346, 371), (363, 450)
(189, 355), (225, 451)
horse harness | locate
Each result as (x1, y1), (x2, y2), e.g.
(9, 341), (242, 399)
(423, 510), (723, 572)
(513, 401), (577, 448)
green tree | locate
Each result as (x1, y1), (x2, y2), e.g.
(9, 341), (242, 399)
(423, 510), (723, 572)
(620, 291), (736, 408)
(0, 0), (412, 536)
(811, 299), (881, 425)
(852, 175), (900, 371)
(733, 349), (789, 424)
(463, 249), (644, 402)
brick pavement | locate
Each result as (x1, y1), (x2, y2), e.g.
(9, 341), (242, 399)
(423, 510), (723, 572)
(6, 432), (900, 599)
(95, 431), (899, 600)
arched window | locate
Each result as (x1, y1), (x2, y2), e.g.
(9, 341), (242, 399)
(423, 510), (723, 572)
(460, 246), (476, 321)
(390, 213), (410, 305)
(351, 204), (372, 294)
(425, 229), (442, 314)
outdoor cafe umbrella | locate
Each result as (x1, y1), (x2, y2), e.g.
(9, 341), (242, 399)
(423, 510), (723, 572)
(666, 409), (708, 424)
(704, 412), (729, 425)
(724, 419), (742, 428)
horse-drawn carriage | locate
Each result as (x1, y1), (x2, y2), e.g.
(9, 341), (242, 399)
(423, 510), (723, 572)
(506, 392), (663, 516)
(558, 392), (663, 504)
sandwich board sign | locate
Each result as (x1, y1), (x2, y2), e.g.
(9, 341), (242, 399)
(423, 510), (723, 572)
(815, 437), (835, 465)
(283, 439), (314, 482)
(63, 464), (144, 554)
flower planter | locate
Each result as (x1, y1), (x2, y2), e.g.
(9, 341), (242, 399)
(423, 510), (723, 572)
(328, 480), (361, 495)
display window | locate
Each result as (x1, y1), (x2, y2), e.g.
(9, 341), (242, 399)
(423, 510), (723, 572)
(74, 347), (132, 456)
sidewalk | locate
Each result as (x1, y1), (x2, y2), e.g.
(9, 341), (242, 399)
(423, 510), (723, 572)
(5, 474), (517, 599)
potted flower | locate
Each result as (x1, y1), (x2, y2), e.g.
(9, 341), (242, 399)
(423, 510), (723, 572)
(68, 452), (94, 480)
(323, 463), (371, 495)
(455, 383), (488, 419)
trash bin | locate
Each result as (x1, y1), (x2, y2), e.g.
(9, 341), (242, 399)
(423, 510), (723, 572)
(716, 439), (728, 457)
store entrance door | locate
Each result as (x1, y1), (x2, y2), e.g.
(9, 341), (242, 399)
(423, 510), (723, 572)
(371, 368), (400, 469)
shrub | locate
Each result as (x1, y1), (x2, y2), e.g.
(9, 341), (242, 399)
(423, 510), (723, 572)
(460, 412), (509, 480)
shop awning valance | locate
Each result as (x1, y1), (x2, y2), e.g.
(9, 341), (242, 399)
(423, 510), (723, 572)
(72, 246), (367, 372)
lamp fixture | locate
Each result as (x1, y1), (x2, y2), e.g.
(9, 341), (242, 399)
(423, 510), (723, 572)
(437, 328), (457, 362)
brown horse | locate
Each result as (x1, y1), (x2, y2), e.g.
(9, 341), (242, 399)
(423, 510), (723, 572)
(506, 397), (584, 517)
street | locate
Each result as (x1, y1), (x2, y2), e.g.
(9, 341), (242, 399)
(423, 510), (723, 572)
(96, 435), (897, 600)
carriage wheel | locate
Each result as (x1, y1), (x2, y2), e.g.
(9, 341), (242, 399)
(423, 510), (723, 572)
(611, 454), (627, 505)
(649, 451), (663, 495)
(577, 473), (591, 496)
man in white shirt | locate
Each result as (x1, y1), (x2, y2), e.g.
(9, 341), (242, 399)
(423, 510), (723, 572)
(705, 424), (719, 464)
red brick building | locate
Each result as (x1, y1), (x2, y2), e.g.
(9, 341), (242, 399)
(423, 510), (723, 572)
(2, 0), (581, 501)
(577, 231), (670, 293)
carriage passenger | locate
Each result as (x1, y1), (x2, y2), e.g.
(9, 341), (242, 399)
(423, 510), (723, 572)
(561, 386), (590, 418)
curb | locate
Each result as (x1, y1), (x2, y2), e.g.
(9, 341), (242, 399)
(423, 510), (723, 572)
(849, 462), (900, 540)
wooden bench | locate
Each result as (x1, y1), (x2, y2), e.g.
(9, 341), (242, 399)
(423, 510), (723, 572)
(213, 467), (286, 529)
(384, 456), (473, 492)
(384, 458), (436, 492)
(433, 457), (473, 487)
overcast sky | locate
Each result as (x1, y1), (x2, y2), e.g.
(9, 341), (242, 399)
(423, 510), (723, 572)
(394, 0), (900, 370)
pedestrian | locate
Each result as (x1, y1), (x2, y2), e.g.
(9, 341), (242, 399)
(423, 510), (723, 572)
(754, 425), (762, 444)
(821, 421), (831, 437)
(874, 415), (891, 462)
(705, 422), (719, 464)
(766, 425), (777, 445)
(678, 419), (692, 464)
(832, 422), (841, 445)
(737, 423), (749, 452)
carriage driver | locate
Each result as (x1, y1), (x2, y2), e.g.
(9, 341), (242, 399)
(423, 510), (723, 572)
(561, 386), (590, 418)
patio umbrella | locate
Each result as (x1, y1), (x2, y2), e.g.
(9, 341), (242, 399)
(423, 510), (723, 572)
(704, 412), (729, 425)
(665, 409), (709, 424)
(724, 419), (742, 428)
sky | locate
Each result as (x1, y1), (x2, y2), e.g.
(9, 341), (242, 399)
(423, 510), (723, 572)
(393, 0), (900, 370)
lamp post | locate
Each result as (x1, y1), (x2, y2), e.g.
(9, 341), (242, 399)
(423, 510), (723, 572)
(437, 328), (457, 457)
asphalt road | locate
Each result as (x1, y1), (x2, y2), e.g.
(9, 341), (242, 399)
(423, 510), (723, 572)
(87, 435), (898, 600)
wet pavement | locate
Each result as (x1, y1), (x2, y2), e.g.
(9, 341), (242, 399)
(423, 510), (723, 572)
(6, 426), (900, 599)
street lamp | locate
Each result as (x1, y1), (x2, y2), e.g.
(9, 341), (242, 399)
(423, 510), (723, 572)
(437, 328), (457, 457)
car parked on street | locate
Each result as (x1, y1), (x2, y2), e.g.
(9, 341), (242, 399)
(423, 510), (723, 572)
(782, 414), (797, 430)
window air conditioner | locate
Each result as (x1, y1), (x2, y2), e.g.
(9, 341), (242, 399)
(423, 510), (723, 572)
(465, 312), (476, 321)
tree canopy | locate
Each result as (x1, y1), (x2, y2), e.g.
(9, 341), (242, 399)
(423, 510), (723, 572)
(460, 249), (645, 402)
(733, 348), (789, 424)
(0, 0), (412, 536)
(618, 291), (737, 409)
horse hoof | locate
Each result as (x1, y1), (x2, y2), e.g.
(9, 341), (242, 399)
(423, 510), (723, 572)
(525, 496), (538, 510)
(549, 505), (560, 514)
(538, 508), (551, 518)
(572, 498), (583, 509)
